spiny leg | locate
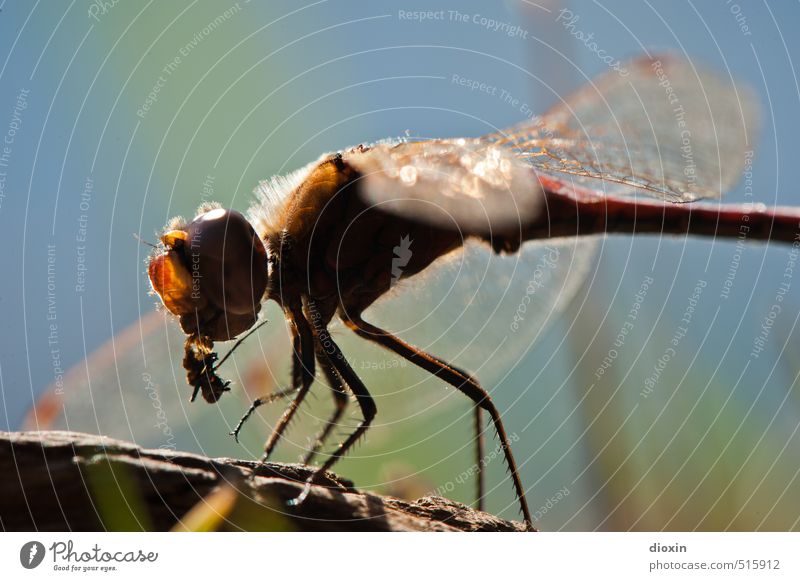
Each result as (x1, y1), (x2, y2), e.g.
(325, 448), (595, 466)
(230, 385), (301, 443)
(259, 308), (316, 461)
(303, 347), (349, 465)
(341, 317), (486, 511)
(230, 330), (302, 443)
(344, 315), (532, 528)
(289, 324), (376, 507)
(333, 324), (485, 510)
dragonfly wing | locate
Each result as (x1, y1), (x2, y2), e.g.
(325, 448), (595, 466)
(365, 236), (595, 387)
(26, 310), (192, 445)
(25, 307), (291, 452)
(347, 138), (544, 234)
(348, 55), (757, 236)
(493, 55), (758, 202)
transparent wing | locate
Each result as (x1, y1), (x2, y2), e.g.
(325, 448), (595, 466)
(353, 55), (758, 230)
(342, 54), (760, 445)
(28, 301), (499, 461)
(25, 307), (293, 454)
(491, 54), (758, 202)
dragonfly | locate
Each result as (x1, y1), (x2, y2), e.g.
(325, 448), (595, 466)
(31, 55), (800, 530)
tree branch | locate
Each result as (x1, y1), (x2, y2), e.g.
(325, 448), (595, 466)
(0, 431), (527, 532)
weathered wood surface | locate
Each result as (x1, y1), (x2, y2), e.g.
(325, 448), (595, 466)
(0, 431), (527, 532)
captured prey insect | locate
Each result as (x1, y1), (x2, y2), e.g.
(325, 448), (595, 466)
(145, 55), (798, 529)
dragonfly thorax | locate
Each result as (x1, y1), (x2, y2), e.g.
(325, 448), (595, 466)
(148, 205), (269, 341)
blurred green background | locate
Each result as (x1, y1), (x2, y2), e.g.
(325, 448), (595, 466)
(1, 0), (799, 530)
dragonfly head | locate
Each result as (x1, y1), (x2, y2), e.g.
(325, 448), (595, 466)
(148, 205), (269, 341)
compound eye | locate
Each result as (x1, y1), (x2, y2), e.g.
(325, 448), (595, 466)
(189, 208), (246, 258)
(186, 208), (269, 317)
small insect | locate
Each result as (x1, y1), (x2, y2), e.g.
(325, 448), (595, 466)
(50, 55), (800, 530)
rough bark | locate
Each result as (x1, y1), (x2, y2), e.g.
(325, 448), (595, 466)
(0, 431), (527, 532)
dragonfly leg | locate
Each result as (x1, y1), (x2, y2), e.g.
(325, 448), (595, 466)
(258, 307), (316, 462)
(288, 324), (376, 507)
(213, 318), (269, 371)
(230, 330), (302, 442)
(230, 385), (302, 443)
(341, 317), (486, 511)
(302, 349), (349, 465)
(344, 315), (532, 529)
